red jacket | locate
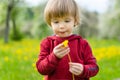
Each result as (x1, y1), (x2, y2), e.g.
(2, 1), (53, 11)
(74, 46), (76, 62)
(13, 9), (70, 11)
(36, 34), (99, 80)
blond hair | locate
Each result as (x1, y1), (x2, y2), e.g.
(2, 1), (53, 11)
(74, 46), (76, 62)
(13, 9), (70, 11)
(44, 0), (80, 26)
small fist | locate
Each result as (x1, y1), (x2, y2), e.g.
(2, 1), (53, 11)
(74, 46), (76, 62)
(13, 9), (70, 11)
(69, 62), (84, 76)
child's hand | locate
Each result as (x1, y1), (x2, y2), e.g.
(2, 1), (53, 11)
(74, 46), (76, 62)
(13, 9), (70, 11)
(69, 62), (84, 76)
(53, 43), (70, 58)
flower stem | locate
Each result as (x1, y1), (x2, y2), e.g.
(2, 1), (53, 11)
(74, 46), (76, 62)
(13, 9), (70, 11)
(68, 53), (75, 80)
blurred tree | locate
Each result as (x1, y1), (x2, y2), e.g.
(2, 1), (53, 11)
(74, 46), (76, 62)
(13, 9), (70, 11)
(78, 9), (99, 38)
(0, 3), (6, 38)
(4, 0), (26, 43)
(98, 0), (120, 39)
(31, 1), (53, 39)
(1, 0), (53, 41)
(0, 4), (6, 25)
(4, 0), (14, 43)
(99, 0), (120, 39)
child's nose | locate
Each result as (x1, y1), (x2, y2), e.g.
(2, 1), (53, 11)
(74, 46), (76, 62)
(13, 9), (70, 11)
(59, 23), (65, 29)
(59, 25), (64, 29)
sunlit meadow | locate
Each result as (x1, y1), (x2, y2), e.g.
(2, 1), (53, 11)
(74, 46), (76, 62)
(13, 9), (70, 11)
(0, 39), (120, 80)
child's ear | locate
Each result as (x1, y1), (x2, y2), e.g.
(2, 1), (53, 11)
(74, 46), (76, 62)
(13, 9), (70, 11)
(74, 22), (77, 27)
(74, 25), (76, 27)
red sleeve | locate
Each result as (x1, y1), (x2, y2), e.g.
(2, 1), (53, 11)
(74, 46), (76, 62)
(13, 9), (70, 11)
(79, 39), (99, 78)
(36, 38), (60, 75)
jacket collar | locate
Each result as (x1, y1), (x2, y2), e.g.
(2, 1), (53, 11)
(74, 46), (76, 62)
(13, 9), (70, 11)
(47, 34), (82, 42)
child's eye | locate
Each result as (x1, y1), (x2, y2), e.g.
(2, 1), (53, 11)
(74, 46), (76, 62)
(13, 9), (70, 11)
(53, 21), (59, 24)
(65, 20), (70, 23)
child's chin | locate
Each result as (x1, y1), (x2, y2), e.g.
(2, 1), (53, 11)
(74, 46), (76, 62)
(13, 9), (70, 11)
(60, 35), (69, 38)
(57, 33), (70, 37)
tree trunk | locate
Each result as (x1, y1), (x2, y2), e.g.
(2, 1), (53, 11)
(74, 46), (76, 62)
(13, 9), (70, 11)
(4, 0), (14, 43)
(4, 7), (11, 43)
(12, 18), (17, 35)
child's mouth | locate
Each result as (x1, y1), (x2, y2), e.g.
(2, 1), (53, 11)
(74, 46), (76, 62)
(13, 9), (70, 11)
(59, 31), (66, 34)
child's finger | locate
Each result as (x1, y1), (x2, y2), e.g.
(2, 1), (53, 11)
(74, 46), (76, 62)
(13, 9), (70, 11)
(69, 62), (82, 66)
(59, 47), (70, 54)
(69, 63), (83, 70)
(55, 47), (68, 54)
(55, 43), (64, 49)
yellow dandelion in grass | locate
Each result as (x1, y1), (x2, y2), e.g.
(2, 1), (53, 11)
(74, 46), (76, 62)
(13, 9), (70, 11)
(32, 63), (36, 67)
(4, 56), (9, 62)
(24, 56), (28, 61)
(16, 49), (22, 55)
(33, 58), (38, 62)
(93, 46), (120, 61)
(1, 45), (10, 52)
(32, 63), (37, 71)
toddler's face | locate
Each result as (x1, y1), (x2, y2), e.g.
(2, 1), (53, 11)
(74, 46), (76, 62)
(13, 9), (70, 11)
(51, 16), (75, 37)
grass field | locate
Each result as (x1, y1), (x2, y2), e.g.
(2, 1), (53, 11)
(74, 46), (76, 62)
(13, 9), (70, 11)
(0, 38), (120, 80)
(89, 39), (120, 80)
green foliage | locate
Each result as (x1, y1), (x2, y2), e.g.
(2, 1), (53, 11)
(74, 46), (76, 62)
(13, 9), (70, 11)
(30, 2), (53, 39)
(91, 56), (120, 80)
(88, 38), (120, 80)
(0, 39), (42, 80)
(98, 0), (120, 39)
(78, 10), (99, 38)
(25, 8), (34, 20)
(35, 22), (53, 39)
(10, 29), (24, 41)
(0, 3), (7, 24)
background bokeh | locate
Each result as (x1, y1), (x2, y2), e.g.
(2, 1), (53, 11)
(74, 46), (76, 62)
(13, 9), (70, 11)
(0, 0), (120, 80)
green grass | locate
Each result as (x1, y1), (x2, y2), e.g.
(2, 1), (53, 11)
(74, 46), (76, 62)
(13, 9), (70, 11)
(0, 39), (43, 80)
(91, 56), (120, 80)
(89, 39), (120, 80)
(0, 38), (120, 80)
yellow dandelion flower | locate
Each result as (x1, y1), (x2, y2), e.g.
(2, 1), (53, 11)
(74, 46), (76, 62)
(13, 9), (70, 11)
(16, 49), (22, 55)
(32, 63), (36, 67)
(4, 56), (9, 62)
(62, 40), (72, 62)
(62, 40), (68, 47)
(24, 56), (28, 61)
(62, 40), (75, 80)
(32, 63), (37, 71)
